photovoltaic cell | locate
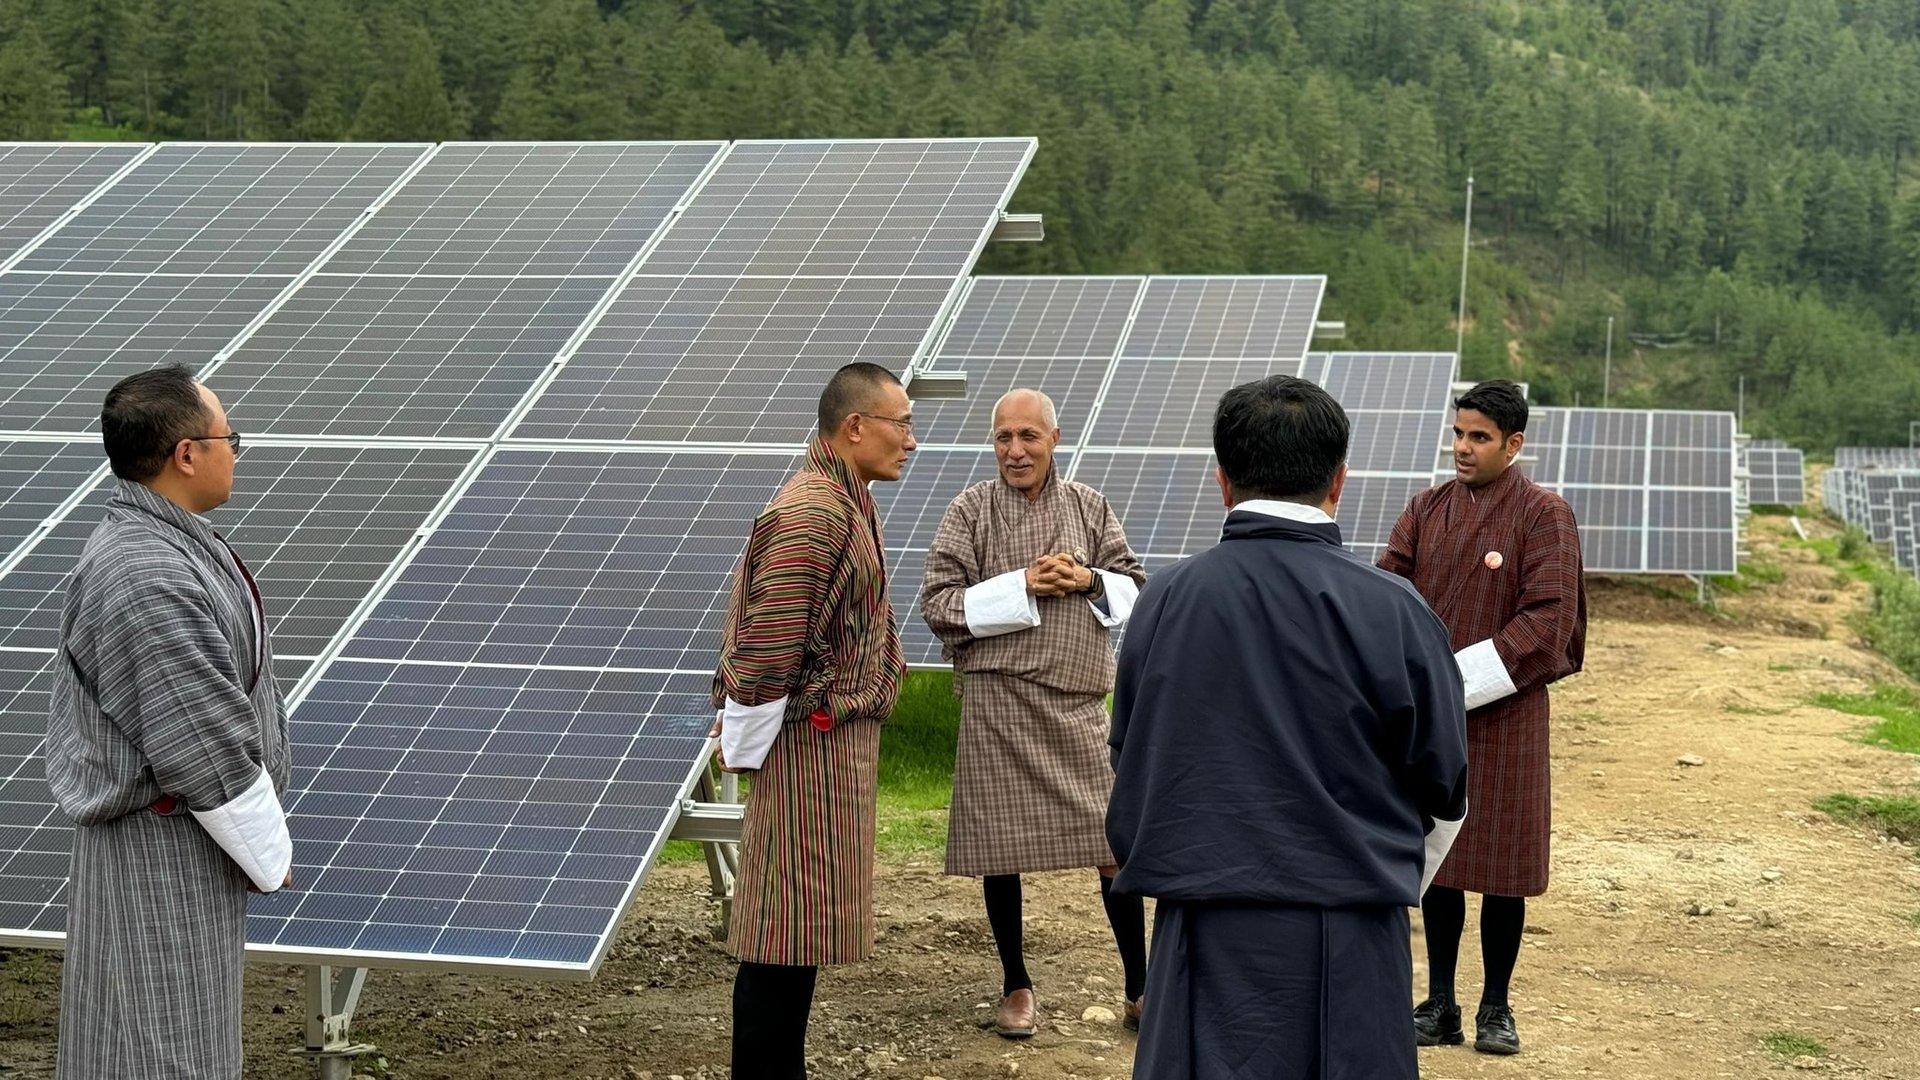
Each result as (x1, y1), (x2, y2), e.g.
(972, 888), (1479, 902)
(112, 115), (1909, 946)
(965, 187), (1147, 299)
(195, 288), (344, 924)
(0, 444), (478, 656)
(1859, 471), (1920, 544)
(1069, 452), (1226, 560)
(216, 275), (606, 439)
(0, 440), (103, 560)
(1309, 352), (1458, 475)
(0, 273), (288, 433)
(1088, 356), (1305, 449)
(245, 661), (714, 970)
(1119, 277), (1325, 361)
(640, 140), (1033, 277)
(1746, 447), (1805, 506)
(0, 144), (148, 263)
(322, 142), (723, 277)
(14, 143), (428, 276)
(338, 449), (797, 672)
(912, 277), (1141, 446)
(510, 276), (954, 443)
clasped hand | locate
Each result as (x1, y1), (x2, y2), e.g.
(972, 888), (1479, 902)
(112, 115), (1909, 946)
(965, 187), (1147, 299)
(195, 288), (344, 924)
(1025, 552), (1092, 597)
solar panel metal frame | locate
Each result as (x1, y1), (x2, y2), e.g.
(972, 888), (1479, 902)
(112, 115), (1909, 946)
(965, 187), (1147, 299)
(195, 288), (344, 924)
(0, 143), (155, 270)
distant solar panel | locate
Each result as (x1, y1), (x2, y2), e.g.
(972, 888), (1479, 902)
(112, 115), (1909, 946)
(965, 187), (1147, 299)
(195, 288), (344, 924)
(1522, 407), (1739, 574)
(215, 275), (606, 439)
(1835, 447), (1920, 470)
(1746, 447), (1805, 506)
(0, 444), (478, 655)
(322, 142), (723, 278)
(1088, 356), (1306, 448)
(1890, 490), (1920, 570)
(0, 144), (148, 263)
(245, 660), (714, 971)
(912, 277), (1141, 446)
(337, 448), (797, 672)
(0, 440), (103, 561)
(13, 143), (427, 276)
(0, 273), (288, 433)
(1120, 277), (1325, 361)
(511, 140), (1035, 444)
(1859, 471), (1920, 543)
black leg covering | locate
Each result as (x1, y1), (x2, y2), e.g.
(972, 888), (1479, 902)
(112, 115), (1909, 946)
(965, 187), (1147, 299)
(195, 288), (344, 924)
(1099, 873), (1148, 1000)
(1479, 894), (1526, 1008)
(732, 961), (819, 1080)
(1421, 885), (1466, 1002)
(983, 874), (1032, 995)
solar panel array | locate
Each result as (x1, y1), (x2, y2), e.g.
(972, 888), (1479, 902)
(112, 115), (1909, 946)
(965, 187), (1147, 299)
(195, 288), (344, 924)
(0, 139), (1034, 978)
(1836, 446), (1920, 470)
(1521, 408), (1741, 575)
(1746, 445), (1806, 506)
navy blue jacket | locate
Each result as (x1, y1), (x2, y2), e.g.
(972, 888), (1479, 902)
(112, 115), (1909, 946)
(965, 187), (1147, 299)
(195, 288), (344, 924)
(1107, 509), (1468, 908)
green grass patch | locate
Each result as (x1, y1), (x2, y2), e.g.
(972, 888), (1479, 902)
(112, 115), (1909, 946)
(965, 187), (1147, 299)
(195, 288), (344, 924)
(1760, 1031), (1828, 1059)
(1853, 569), (1920, 681)
(1719, 557), (1787, 595)
(1749, 504), (1796, 517)
(1813, 685), (1920, 754)
(1768, 663), (1797, 672)
(1813, 792), (1920, 846)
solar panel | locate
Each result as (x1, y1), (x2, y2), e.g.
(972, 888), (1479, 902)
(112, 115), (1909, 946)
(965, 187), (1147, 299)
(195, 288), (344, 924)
(1120, 277), (1326, 361)
(0, 440), (104, 561)
(1859, 471), (1920, 543)
(245, 660), (713, 971)
(12, 144), (429, 276)
(1309, 352), (1458, 475)
(321, 142), (724, 277)
(509, 276), (956, 443)
(214, 275), (607, 439)
(640, 140), (1035, 277)
(510, 140), (1034, 444)
(336, 448), (798, 672)
(1746, 447), (1806, 506)
(0, 144), (149, 263)
(1889, 490), (1920, 570)
(912, 277), (1141, 446)
(0, 273), (288, 434)
(0, 444), (479, 655)
(1835, 447), (1920, 470)
(1341, 476), (1430, 563)
(1088, 356), (1305, 448)
(1522, 407), (1739, 574)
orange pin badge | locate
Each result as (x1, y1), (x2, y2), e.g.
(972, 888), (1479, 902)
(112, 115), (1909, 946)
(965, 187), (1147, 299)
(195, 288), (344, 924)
(1484, 550), (1504, 570)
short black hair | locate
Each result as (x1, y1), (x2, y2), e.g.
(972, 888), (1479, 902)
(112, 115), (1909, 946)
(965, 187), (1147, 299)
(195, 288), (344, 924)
(817, 362), (902, 435)
(1213, 375), (1349, 503)
(1454, 379), (1528, 436)
(101, 364), (210, 481)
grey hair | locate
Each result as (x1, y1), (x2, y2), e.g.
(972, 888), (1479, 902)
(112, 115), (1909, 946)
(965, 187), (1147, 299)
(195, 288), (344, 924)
(990, 388), (1059, 433)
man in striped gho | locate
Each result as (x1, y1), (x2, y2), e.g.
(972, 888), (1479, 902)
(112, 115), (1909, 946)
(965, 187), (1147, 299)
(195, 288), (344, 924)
(711, 362), (914, 1080)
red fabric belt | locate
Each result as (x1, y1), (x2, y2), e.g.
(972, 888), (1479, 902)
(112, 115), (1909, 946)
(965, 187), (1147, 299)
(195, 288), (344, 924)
(149, 795), (177, 816)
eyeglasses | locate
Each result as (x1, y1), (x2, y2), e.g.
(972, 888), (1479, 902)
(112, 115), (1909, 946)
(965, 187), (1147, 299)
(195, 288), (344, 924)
(186, 432), (242, 452)
(857, 412), (915, 435)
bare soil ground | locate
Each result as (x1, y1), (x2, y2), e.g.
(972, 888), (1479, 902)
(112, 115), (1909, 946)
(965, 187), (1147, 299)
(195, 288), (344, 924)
(3, 511), (1918, 1079)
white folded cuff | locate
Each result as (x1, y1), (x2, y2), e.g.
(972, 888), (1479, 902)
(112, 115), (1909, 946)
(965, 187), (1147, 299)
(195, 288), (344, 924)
(1420, 800), (1468, 898)
(1455, 638), (1518, 711)
(719, 695), (787, 771)
(963, 569), (1042, 638)
(1088, 569), (1140, 629)
(191, 763), (291, 893)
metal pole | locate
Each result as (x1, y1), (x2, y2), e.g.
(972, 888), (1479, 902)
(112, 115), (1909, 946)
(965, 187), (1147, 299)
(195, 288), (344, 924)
(1603, 315), (1614, 406)
(1738, 375), (1746, 428)
(1456, 175), (1474, 358)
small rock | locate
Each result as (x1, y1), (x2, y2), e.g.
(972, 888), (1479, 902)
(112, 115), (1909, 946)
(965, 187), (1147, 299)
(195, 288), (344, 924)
(1715, 645), (1740, 656)
(1686, 901), (1714, 916)
(1761, 868), (1784, 882)
(1676, 754), (1707, 767)
(1081, 1005), (1117, 1023)
(1755, 908), (1782, 928)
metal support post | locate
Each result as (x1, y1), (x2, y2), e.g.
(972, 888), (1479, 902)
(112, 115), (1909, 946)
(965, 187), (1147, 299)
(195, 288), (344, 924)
(687, 765), (744, 938)
(292, 965), (375, 1080)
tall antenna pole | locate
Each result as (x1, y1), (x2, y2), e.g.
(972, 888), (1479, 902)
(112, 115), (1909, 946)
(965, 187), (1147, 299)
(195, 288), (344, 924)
(1603, 315), (1614, 406)
(1738, 375), (1745, 428)
(1456, 174), (1474, 358)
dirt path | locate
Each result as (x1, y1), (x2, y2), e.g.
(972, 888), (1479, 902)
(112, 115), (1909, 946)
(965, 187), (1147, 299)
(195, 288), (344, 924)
(2, 512), (1918, 1078)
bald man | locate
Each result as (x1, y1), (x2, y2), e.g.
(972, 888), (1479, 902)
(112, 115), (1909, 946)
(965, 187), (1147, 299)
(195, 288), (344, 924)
(919, 389), (1149, 1038)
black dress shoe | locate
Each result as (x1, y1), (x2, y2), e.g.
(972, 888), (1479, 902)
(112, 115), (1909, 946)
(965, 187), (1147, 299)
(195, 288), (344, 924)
(1474, 1002), (1521, 1054)
(1412, 997), (1463, 1046)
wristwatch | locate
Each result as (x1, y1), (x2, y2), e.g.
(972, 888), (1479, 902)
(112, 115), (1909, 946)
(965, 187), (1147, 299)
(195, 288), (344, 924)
(1084, 568), (1105, 598)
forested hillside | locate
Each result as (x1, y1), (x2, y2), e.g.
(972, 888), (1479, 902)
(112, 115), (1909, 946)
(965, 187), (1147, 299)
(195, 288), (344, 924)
(2, 0), (1918, 449)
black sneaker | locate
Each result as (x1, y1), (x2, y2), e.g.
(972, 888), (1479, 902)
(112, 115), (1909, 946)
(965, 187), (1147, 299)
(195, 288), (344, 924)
(1474, 1002), (1521, 1055)
(1412, 997), (1463, 1046)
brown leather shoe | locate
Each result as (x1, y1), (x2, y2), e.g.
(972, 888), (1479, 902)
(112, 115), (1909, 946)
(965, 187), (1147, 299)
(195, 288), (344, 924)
(994, 988), (1037, 1038)
(1123, 996), (1143, 1032)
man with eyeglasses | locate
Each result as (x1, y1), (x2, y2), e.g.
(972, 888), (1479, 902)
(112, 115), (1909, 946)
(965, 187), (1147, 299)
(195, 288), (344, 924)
(48, 364), (291, 1079)
(918, 389), (1148, 1038)
(711, 362), (914, 1079)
